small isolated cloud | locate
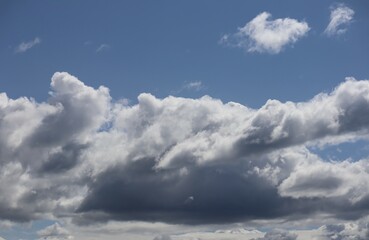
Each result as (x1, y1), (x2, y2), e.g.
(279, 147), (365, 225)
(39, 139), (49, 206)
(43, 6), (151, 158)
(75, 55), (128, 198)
(15, 37), (41, 53)
(172, 81), (204, 94)
(324, 4), (354, 36)
(184, 81), (203, 91)
(96, 43), (110, 53)
(37, 223), (73, 240)
(220, 12), (309, 54)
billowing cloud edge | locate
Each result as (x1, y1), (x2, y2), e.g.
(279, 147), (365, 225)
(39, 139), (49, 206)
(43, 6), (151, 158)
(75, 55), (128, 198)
(220, 12), (309, 54)
(1, 73), (369, 229)
(324, 3), (355, 37)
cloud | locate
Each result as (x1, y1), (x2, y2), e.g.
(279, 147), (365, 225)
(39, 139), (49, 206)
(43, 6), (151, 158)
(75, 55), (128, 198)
(56, 217), (369, 239)
(15, 37), (41, 53)
(220, 12), (309, 54)
(37, 223), (73, 240)
(173, 81), (204, 94)
(96, 44), (110, 53)
(254, 229), (297, 240)
(318, 221), (369, 240)
(152, 235), (172, 240)
(324, 4), (354, 36)
(2, 73), (369, 226)
(184, 81), (203, 91)
(26, 216), (369, 240)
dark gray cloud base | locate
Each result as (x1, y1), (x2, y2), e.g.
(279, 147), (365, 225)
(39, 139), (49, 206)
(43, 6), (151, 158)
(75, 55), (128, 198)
(1, 73), (369, 225)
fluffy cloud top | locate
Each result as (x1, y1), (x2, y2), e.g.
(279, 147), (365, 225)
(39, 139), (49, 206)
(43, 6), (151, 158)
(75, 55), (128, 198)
(325, 4), (355, 36)
(221, 12), (309, 54)
(1, 73), (369, 226)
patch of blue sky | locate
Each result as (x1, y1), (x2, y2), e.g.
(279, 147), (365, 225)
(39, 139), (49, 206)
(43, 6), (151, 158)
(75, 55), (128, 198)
(0, 220), (56, 240)
(309, 139), (369, 162)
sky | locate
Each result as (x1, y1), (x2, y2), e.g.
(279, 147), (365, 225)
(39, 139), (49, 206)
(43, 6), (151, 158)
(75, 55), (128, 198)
(1, 0), (369, 239)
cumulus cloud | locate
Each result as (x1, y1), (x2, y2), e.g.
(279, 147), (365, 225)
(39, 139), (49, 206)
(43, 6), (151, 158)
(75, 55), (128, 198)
(37, 223), (73, 240)
(220, 12), (309, 54)
(324, 4), (355, 36)
(318, 221), (369, 240)
(15, 37), (41, 53)
(2, 72), (369, 227)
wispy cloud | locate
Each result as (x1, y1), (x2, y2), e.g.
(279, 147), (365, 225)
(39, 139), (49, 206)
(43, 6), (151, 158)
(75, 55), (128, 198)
(220, 12), (309, 54)
(324, 4), (354, 36)
(172, 81), (204, 94)
(15, 37), (41, 53)
(184, 81), (203, 91)
(96, 43), (110, 53)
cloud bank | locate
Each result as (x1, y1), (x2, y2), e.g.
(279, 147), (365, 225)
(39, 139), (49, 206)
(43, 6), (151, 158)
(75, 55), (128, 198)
(1, 73), (369, 227)
(220, 12), (309, 54)
(325, 4), (355, 36)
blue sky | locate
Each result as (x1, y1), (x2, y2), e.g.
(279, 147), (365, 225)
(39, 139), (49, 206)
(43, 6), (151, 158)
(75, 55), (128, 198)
(1, 1), (368, 107)
(1, 1), (369, 240)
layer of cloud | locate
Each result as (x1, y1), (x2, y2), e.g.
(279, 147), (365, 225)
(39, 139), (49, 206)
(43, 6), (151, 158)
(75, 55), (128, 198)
(324, 4), (355, 36)
(153, 235), (172, 240)
(254, 229), (297, 240)
(15, 37), (41, 53)
(220, 12), (309, 54)
(58, 218), (369, 240)
(2, 72), (369, 227)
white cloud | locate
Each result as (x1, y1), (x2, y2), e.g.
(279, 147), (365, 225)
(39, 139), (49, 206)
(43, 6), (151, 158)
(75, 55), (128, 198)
(15, 37), (41, 53)
(65, 221), (369, 240)
(278, 153), (369, 202)
(324, 4), (354, 36)
(54, 217), (369, 239)
(221, 12), (309, 54)
(37, 223), (73, 240)
(96, 43), (110, 53)
(153, 235), (172, 240)
(184, 81), (203, 91)
(171, 81), (204, 95)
